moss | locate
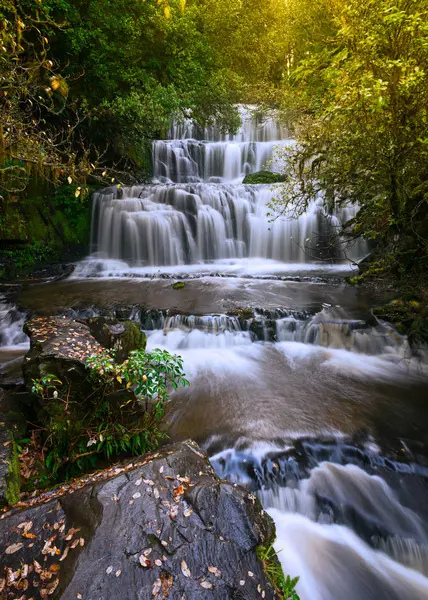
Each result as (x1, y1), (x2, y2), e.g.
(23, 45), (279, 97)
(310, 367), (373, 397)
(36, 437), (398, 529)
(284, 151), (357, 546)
(243, 171), (286, 184)
(172, 281), (185, 290)
(0, 182), (93, 279)
(5, 432), (21, 506)
(117, 322), (147, 354)
(373, 294), (428, 345)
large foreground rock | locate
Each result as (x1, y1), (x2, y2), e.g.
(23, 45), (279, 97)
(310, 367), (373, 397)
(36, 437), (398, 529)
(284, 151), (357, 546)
(0, 441), (279, 599)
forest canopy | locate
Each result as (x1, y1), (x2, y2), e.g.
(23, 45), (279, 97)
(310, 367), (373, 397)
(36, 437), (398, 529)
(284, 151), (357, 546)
(1, 0), (428, 283)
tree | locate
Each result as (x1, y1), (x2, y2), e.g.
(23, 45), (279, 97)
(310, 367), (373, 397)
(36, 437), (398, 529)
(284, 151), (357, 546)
(271, 0), (428, 279)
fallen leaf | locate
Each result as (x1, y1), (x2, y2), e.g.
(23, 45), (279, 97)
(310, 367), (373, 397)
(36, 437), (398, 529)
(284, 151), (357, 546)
(106, 566), (113, 574)
(115, 569), (121, 577)
(49, 564), (61, 573)
(154, 559), (162, 567)
(139, 555), (151, 568)
(161, 572), (173, 596)
(200, 580), (214, 589)
(248, 571), (254, 577)
(183, 508), (193, 518)
(152, 578), (161, 596)
(208, 566), (221, 577)
(5, 542), (23, 554)
(181, 560), (191, 578)
(17, 521), (33, 532)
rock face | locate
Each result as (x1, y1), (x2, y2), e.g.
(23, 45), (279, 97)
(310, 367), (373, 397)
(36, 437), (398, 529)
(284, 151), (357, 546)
(0, 441), (279, 599)
(22, 317), (104, 402)
(86, 316), (147, 362)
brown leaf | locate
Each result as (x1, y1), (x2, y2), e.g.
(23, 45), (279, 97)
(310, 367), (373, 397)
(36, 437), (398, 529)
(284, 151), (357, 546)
(5, 542), (23, 554)
(208, 566), (221, 577)
(47, 564), (60, 575)
(161, 572), (173, 597)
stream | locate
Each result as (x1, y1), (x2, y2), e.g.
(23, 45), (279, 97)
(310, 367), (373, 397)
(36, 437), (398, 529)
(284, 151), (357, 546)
(1, 107), (428, 599)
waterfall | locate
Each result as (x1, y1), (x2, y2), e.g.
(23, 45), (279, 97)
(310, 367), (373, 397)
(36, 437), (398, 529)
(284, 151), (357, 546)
(85, 107), (368, 273)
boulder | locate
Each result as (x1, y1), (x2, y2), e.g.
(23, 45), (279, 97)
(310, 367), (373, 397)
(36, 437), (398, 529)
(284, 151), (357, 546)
(0, 441), (279, 599)
(22, 317), (104, 400)
(86, 316), (146, 362)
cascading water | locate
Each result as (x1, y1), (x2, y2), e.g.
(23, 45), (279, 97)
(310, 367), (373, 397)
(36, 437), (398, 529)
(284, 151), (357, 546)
(79, 106), (367, 277)
(3, 106), (427, 600)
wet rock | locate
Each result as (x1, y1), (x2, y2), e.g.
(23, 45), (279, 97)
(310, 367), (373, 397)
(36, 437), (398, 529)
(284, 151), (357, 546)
(0, 441), (279, 599)
(22, 317), (104, 400)
(86, 316), (146, 362)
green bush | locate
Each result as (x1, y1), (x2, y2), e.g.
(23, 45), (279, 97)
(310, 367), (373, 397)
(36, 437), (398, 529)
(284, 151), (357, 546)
(243, 171), (286, 184)
(30, 348), (189, 482)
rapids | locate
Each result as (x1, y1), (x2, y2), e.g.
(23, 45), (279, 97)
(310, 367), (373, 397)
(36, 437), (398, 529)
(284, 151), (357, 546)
(1, 107), (428, 599)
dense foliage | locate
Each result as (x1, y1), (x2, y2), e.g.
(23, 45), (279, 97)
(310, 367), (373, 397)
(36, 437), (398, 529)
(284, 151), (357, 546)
(29, 348), (188, 482)
(2, 0), (428, 289)
(270, 0), (428, 283)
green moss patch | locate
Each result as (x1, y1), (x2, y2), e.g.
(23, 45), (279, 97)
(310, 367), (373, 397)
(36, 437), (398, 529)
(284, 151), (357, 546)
(243, 171), (286, 184)
(5, 433), (21, 506)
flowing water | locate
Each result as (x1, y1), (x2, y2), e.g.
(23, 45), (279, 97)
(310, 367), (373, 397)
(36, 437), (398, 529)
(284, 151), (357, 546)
(2, 108), (428, 599)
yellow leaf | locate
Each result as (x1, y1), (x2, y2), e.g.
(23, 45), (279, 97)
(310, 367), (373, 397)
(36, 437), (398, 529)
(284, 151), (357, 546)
(116, 376), (122, 383)
(164, 5), (171, 18)
(67, 176), (72, 184)
(75, 189), (80, 198)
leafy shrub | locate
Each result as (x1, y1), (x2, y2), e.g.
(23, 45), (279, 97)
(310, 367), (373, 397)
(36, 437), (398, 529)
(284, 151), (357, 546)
(30, 348), (189, 482)
(243, 171), (286, 184)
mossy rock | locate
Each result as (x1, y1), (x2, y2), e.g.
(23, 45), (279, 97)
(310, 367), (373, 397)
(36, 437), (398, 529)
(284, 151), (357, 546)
(0, 427), (20, 506)
(243, 171), (286, 184)
(172, 281), (185, 290)
(87, 317), (147, 362)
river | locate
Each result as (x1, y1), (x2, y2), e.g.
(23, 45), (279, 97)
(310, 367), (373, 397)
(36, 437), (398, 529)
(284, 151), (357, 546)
(1, 107), (428, 599)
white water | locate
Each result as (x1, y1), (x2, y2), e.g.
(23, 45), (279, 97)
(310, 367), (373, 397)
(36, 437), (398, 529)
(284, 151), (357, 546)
(15, 107), (427, 598)
(81, 107), (368, 272)
(0, 298), (28, 350)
